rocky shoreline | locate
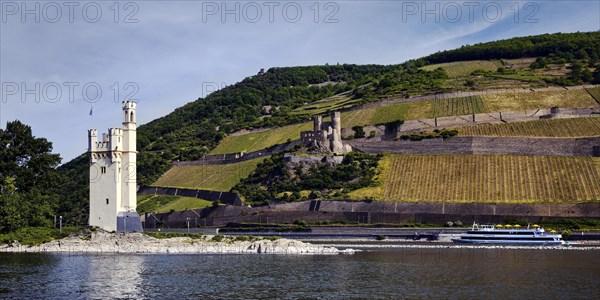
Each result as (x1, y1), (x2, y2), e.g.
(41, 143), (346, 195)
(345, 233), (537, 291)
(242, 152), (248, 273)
(0, 232), (349, 255)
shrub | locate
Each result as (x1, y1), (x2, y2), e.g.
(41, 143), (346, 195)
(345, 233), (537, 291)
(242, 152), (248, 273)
(309, 191), (321, 199)
(0, 227), (84, 246)
(383, 120), (404, 133)
(210, 234), (225, 242)
(352, 126), (365, 138)
(445, 221), (454, 227)
(234, 235), (255, 242)
(400, 129), (458, 141)
(369, 131), (376, 138)
(293, 220), (308, 226)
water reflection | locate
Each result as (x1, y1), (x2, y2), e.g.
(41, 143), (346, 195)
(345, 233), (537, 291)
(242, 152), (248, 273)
(1, 249), (599, 299)
(87, 254), (145, 299)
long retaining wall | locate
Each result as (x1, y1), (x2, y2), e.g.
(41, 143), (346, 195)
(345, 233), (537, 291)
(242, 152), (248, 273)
(143, 201), (600, 228)
(348, 136), (600, 157)
(138, 186), (243, 206)
(173, 140), (301, 166)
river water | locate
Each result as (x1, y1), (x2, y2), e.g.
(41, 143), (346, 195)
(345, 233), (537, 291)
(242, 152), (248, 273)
(1, 248), (599, 299)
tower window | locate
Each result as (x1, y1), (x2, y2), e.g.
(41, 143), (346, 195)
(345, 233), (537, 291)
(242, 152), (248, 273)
(106, 198), (109, 205)
(101, 166), (106, 174)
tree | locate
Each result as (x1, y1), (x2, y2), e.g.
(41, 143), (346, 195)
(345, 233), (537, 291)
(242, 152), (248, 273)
(0, 121), (61, 233)
(0, 177), (25, 232)
(0, 120), (61, 192)
(593, 69), (600, 84)
(352, 126), (366, 138)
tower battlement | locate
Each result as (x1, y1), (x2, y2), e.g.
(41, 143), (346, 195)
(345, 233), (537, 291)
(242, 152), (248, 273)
(88, 128), (123, 154)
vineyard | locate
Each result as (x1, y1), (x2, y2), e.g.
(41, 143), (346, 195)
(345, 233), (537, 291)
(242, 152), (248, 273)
(153, 157), (267, 191)
(501, 58), (536, 70)
(370, 101), (431, 124)
(341, 107), (377, 127)
(137, 194), (212, 214)
(480, 89), (596, 112)
(456, 117), (600, 137)
(430, 96), (486, 117)
(421, 60), (503, 77)
(374, 154), (600, 203)
(210, 122), (312, 154)
(586, 87), (600, 104)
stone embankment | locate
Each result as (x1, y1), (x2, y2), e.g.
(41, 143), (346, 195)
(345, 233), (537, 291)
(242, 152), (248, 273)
(0, 232), (346, 255)
(348, 136), (600, 157)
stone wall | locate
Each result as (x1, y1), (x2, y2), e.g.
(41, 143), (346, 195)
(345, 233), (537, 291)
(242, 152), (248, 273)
(347, 108), (598, 138)
(138, 186), (243, 206)
(146, 200), (600, 228)
(348, 136), (600, 157)
(173, 140), (301, 166)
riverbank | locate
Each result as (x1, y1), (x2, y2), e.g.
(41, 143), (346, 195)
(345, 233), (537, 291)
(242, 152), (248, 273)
(0, 231), (347, 255)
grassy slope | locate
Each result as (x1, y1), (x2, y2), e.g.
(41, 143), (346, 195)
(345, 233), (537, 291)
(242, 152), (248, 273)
(137, 194), (212, 214)
(586, 87), (600, 104)
(349, 154), (600, 203)
(210, 123), (312, 154)
(456, 116), (600, 137)
(152, 157), (267, 191)
(421, 60), (503, 77)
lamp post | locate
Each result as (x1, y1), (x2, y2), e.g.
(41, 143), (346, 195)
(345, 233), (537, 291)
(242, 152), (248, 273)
(59, 216), (63, 234)
(186, 217), (191, 233)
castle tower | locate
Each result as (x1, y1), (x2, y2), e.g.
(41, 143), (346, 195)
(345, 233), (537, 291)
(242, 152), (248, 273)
(121, 101), (137, 212)
(88, 101), (142, 232)
(313, 115), (322, 132)
(330, 111), (344, 153)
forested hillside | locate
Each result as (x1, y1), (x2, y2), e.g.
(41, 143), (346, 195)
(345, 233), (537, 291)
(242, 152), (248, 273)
(422, 32), (600, 64)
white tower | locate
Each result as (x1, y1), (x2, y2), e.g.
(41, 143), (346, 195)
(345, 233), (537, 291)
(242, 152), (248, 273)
(88, 101), (142, 232)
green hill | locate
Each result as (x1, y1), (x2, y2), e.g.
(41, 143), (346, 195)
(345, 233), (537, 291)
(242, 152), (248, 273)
(55, 31), (600, 222)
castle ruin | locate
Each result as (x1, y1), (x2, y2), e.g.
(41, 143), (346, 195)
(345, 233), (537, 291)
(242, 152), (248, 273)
(300, 111), (352, 154)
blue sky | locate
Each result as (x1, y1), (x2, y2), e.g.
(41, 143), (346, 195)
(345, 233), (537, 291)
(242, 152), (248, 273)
(1, 0), (599, 162)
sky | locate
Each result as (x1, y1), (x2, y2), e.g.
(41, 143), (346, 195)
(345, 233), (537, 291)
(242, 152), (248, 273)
(1, 0), (599, 163)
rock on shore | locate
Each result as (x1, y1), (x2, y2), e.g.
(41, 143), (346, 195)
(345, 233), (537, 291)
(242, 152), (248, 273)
(0, 232), (347, 255)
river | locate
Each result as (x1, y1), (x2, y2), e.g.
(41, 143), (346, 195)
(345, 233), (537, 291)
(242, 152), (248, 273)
(1, 247), (599, 299)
